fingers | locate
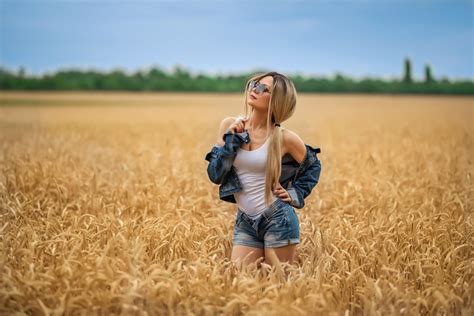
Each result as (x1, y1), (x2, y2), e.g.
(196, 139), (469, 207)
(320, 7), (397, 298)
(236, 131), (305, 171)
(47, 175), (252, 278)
(239, 117), (249, 131)
(273, 186), (284, 193)
(273, 184), (290, 202)
(274, 192), (291, 202)
(273, 190), (287, 197)
(232, 117), (247, 133)
(272, 182), (283, 190)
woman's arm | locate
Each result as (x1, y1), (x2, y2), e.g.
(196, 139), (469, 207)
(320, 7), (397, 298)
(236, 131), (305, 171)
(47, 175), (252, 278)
(204, 117), (246, 184)
(215, 117), (236, 147)
(282, 129), (322, 209)
(282, 129), (306, 165)
(286, 151), (321, 209)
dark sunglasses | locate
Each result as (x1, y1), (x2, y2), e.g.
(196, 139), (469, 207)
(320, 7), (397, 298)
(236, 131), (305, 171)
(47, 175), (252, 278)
(247, 80), (271, 95)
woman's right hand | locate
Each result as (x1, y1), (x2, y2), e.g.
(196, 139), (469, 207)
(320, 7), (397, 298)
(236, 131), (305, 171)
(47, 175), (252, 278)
(228, 116), (249, 134)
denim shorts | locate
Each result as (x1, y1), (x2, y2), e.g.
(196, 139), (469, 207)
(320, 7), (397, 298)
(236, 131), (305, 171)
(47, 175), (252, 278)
(232, 198), (300, 248)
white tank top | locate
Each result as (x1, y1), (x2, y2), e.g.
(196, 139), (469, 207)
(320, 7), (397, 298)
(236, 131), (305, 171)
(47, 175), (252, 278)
(233, 136), (278, 220)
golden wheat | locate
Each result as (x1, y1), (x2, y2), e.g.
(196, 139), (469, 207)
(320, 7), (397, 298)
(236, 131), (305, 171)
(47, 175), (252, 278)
(0, 92), (472, 315)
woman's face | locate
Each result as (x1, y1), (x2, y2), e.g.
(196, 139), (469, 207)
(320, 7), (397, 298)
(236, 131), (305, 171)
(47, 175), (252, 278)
(247, 76), (273, 112)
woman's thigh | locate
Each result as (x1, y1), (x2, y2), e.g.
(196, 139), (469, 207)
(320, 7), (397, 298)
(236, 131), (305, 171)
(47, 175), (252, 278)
(231, 210), (265, 266)
(231, 203), (299, 267)
(264, 244), (297, 265)
(231, 245), (265, 266)
(232, 209), (265, 249)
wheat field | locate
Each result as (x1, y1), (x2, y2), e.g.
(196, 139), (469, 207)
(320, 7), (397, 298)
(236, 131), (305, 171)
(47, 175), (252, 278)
(0, 92), (472, 315)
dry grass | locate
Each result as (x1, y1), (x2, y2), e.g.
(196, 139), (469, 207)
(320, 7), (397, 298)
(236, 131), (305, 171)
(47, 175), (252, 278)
(0, 92), (472, 315)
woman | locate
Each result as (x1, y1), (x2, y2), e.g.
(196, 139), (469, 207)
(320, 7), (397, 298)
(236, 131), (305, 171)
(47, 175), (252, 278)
(204, 71), (322, 269)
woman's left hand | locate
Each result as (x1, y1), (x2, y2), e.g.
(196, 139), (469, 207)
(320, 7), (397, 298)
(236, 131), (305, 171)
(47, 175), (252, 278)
(273, 182), (292, 203)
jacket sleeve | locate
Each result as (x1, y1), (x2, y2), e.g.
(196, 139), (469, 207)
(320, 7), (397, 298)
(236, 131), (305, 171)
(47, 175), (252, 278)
(204, 130), (249, 185)
(286, 147), (322, 209)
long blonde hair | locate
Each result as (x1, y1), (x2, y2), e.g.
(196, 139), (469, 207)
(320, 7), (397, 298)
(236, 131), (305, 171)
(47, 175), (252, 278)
(241, 72), (297, 207)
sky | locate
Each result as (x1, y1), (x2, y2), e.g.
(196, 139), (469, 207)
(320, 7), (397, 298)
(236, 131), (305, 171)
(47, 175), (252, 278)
(0, 0), (472, 80)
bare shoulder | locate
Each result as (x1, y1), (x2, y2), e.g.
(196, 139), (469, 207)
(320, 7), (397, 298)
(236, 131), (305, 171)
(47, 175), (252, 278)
(282, 128), (306, 164)
(282, 128), (304, 151)
(216, 116), (237, 146)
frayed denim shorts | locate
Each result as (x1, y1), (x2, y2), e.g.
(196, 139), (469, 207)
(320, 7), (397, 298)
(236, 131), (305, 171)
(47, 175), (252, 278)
(232, 198), (300, 248)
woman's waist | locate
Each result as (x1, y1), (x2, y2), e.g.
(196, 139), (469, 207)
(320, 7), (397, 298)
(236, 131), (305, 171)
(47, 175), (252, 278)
(237, 198), (290, 221)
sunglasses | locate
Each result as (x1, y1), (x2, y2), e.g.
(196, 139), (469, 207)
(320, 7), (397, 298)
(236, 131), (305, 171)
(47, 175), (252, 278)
(247, 80), (272, 95)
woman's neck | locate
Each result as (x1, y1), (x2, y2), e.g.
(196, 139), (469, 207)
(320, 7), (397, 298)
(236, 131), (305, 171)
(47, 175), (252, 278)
(247, 110), (268, 132)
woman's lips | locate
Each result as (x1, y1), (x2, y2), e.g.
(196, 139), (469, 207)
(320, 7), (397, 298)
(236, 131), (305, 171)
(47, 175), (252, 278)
(250, 94), (257, 100)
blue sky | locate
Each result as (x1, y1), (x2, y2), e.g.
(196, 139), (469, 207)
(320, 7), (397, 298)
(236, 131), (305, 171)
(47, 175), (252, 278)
(1, 0), (472, 80)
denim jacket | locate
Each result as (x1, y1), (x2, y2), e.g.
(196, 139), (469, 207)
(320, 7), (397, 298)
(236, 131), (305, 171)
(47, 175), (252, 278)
(204, 129), (321, 209)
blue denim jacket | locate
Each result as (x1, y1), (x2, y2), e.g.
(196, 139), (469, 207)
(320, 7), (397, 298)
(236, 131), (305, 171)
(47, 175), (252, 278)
(204, 129), (321, 209)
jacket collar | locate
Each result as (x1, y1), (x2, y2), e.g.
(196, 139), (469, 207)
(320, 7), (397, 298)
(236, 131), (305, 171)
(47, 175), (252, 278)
(225, 129), (250, 144)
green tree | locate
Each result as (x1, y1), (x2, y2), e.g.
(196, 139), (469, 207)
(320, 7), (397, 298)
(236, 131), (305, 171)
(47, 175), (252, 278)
(18, 66), (25, 78)
(403, 57), (412, 84)
(424, 63), (434, 83)
(172, 64), (191, 80)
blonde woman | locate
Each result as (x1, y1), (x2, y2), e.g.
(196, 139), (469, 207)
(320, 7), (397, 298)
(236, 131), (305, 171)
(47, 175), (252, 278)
(204, 71), (321, 268)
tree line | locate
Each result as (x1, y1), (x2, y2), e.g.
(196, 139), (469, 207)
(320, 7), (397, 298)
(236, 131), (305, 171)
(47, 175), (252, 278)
(0, 58), (472, 94)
